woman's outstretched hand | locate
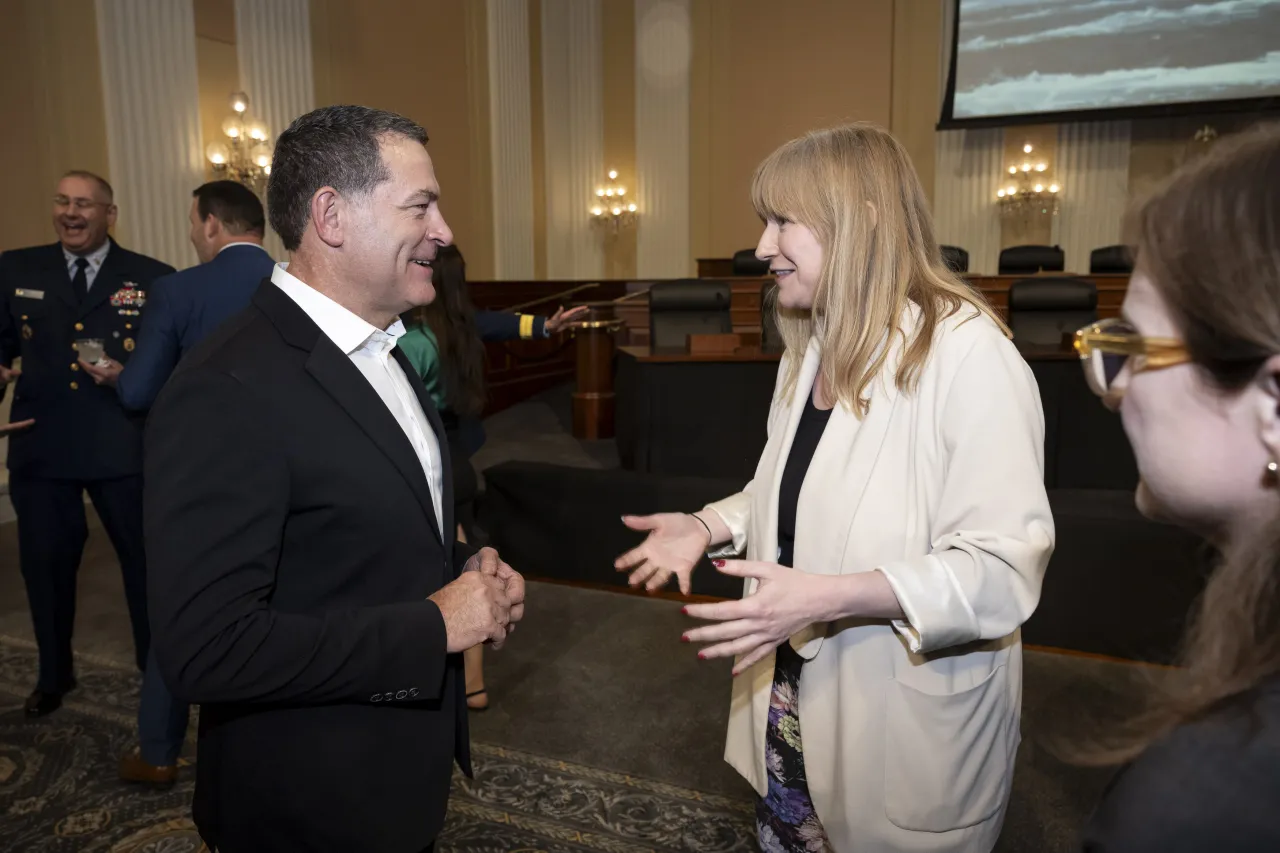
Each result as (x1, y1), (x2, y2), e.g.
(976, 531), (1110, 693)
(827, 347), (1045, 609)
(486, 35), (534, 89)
(615, 513), (711, 595)
(683, 560), (837, 676)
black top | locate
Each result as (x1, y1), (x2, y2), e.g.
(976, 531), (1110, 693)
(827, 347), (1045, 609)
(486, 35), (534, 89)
(1081, 679), (1280, 852)
(776, 392), (834, 568)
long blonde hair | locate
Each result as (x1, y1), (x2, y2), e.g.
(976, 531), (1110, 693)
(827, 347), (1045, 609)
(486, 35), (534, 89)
(752, 123), (1005, 414)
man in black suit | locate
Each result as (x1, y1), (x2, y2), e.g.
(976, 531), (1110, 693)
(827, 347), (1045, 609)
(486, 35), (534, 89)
(0, 170), (174, 717)
(146, 106), (525, 853)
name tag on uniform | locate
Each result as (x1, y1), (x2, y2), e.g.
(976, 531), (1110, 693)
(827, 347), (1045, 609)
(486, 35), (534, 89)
(14, 288), (45, 300)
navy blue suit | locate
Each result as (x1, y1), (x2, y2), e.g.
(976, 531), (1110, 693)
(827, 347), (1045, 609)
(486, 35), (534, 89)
(116, 244), (276, 411)
(0, 239), (173, 692)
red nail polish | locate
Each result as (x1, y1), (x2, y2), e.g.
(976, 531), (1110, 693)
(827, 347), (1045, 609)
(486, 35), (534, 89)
(697, 652), (706, 660)
(681, 635), (690, 643)
(680, 606), (688, 615)
(712, 559), (725, 567)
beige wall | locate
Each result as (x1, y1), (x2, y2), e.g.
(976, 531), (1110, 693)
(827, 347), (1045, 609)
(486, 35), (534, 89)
(0, 0), (111, 253)
(311, 0), (494, 279)
(690, 0), (896, 261)
(602, 0), (638, 280)
(195, 0), (240, 186)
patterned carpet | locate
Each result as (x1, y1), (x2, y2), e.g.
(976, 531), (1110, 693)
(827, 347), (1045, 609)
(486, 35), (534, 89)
(0, 635), (755, 852)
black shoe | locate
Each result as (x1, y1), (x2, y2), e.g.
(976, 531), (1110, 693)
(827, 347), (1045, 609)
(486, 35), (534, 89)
(24, 689), (63, 717)
(24, 677), (75, 718)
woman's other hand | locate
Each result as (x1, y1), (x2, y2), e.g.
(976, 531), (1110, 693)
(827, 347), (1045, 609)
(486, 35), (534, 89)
(615, 513), (712, 595)
(683, 560), (839, 675)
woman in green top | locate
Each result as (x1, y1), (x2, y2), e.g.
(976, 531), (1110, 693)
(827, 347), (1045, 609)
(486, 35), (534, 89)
(400, 245), (585, 710)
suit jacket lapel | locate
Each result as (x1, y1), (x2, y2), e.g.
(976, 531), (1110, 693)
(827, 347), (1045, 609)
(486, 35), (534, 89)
(391, 345), (456, 566)
(305, 333), (445, 547)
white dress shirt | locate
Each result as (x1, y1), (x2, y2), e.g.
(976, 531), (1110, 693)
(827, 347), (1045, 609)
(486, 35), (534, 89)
(63, 240), (112, 291)
(270, 263), (444, 533)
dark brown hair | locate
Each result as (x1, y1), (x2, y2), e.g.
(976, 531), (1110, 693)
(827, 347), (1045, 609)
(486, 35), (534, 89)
(267, 105), (427, 251)
(194, 180), (265, 236)
(1081, 124), (1280, 765)
(406, 246), (487, 417)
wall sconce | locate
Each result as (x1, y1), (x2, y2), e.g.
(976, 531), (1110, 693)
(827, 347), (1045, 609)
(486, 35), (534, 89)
(995, 142), (1059, 219)
(205, 91), (271, 195)
(590, 168), (637, 235)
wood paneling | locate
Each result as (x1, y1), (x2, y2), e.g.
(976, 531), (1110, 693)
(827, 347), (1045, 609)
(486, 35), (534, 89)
(469, 278), (629, 414)
(472, 272), (1128, 414)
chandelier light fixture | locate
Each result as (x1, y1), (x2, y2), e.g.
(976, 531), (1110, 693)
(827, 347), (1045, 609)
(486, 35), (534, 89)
(995, 142), (1059, 220)
(204, 91), (272, 195)
(590, 168), (637, 235)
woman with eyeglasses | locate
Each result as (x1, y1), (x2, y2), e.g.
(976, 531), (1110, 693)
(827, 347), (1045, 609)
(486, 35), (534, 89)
(1073, 126), (1280, 851)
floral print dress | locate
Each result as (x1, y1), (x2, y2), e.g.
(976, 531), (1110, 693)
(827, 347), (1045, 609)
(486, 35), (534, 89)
(756, 394), (834, 852)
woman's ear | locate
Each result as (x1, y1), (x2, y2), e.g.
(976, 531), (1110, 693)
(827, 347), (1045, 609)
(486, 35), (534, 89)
(1256, 354), (1280, 470)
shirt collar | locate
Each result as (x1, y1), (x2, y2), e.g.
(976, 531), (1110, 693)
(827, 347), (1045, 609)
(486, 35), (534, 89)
(216, 241), (269, 256)
(64, 239), (112, 272)
(270, 262), (405, 355)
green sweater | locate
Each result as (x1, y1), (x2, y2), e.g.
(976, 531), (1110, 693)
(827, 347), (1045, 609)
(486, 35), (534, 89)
(397, 322), (446, 410)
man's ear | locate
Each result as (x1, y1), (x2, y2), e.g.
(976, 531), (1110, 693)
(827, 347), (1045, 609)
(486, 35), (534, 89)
(310, 187), (345, 249)
(1256, 354), (1280, 472)
(204, 214), (222, 244)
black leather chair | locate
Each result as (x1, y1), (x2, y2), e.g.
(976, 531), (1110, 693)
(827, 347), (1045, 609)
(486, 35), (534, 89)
(1007, 277), (1097, 346)
(648, 280), (733, 352)
(1089, 244), (1133, 274)
(761, 282), (783, 353)
(941, 245), (969, 273)
(732, 249), (769, 276)
(998, 244), (1065, 275)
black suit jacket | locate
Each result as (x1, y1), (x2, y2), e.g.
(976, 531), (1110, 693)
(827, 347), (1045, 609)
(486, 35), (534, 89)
(0, 240), (174, 479)
(145, 280), (475, 853)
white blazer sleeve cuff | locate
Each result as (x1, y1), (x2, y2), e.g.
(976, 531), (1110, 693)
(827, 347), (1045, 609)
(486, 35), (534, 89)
(704, 492), (751, 557)
(875, 555), (981, 654)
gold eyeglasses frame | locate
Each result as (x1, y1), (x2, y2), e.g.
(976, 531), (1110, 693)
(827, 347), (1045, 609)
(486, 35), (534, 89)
(1073, 317), (1191, 399)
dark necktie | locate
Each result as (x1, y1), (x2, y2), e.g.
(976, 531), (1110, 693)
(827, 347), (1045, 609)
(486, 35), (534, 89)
(71, 257), (89, 303)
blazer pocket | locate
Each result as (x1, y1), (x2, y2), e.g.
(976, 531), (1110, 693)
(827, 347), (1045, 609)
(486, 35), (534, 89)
(883, 665), (1017, 833)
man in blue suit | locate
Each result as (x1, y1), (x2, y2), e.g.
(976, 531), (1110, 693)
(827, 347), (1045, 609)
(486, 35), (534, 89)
(0, 170), (173, 720)
(86, 180), (275, 411)
(82, 180), (274, 785)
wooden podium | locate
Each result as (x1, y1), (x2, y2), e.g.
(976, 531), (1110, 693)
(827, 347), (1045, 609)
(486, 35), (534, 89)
(570, 303), (625, 439)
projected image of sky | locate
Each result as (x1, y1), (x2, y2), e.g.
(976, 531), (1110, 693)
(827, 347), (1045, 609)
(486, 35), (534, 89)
(953, 0), (1280, 120)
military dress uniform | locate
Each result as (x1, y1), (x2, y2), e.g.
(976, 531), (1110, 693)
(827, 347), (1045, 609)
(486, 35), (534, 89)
(0, 238), (173, 696)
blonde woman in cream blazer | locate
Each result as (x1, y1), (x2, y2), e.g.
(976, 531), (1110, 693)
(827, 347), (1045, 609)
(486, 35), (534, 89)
(617, 124), (1053, 853)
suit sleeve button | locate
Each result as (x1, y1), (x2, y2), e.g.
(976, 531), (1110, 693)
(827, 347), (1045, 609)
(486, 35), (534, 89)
(74, 322), (84, 331)
(408, 688), (419, 698)
(395, 690), (407, 700)
(69, 381), (79, 390)
(370, 693), (382, 702)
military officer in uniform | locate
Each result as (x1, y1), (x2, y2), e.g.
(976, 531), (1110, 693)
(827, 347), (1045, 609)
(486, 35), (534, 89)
(0, 170), (174, 716)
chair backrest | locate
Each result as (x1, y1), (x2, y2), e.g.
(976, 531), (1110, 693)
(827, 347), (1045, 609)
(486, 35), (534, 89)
(1007, 276), (1098, 346)
(1089, 244), (1133, 274)
(998, 244), (1065, 275)
(940, 245), (969, 273)
(731, 249), (769, 277)
(760, 282), (783, 353)
(648, 280), (734, 351)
